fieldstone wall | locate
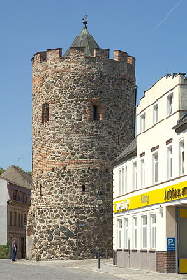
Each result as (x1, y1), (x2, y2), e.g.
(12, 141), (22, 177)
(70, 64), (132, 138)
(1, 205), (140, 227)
(27, 47), (136, 260)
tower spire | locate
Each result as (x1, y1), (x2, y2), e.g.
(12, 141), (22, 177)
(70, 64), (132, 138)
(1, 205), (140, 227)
(82, 15), (87, 29)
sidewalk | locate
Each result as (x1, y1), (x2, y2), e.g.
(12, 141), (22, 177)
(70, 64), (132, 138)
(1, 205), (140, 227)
(17, 258), (187, 280)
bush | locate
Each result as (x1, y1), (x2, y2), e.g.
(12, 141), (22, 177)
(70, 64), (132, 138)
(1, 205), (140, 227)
(0, 242), (10, 259)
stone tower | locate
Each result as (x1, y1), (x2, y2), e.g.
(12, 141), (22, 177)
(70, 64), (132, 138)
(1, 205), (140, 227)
(27, 20), (136, 260)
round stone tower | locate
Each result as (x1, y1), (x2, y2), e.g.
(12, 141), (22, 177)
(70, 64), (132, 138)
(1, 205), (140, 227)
(27, 21), (136, 260)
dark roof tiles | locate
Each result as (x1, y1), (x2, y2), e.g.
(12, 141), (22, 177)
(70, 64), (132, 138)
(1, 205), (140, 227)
(64, 26), (99, 57)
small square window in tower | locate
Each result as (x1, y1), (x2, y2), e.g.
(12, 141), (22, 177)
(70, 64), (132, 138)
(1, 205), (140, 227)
(42, 103), (49, 123)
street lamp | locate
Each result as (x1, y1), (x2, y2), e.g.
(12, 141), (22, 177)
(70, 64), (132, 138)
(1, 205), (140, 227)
(97, 192), (102, 269)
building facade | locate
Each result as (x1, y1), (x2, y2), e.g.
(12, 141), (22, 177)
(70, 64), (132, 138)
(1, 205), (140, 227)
(0, 165), (31, 258)
(27, 21), (136, 260)
(113, 73), (187, 273)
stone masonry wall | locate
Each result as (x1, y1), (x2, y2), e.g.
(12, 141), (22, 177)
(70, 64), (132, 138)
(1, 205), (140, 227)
(27, 47), (136, 260)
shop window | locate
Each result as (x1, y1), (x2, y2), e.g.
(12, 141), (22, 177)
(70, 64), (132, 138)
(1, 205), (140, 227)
(150, 214), (156, 249)
(141, 215), (147, 249)
(124, 218), (128, 249)
(133, 217), (137, 249)
(42, 103), (49, 123)
(117, 219), (122, 249)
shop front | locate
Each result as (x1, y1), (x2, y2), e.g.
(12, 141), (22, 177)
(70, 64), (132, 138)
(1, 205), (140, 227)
(113, 180), (187, 273)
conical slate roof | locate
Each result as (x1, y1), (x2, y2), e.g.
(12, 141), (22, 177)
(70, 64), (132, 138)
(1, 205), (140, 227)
(64, 25), (99, 57)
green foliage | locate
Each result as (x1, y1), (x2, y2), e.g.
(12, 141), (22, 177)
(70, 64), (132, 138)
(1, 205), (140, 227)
(0, 167), (5, 175)
(12, 165), (32, 176)
(0, 242), (10, 259)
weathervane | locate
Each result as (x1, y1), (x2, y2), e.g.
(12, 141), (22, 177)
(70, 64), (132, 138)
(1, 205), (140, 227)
(82, 15), (87, 28)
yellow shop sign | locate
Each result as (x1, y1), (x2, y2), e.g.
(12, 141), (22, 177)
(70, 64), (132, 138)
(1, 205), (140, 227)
(114, 181), (187, 213)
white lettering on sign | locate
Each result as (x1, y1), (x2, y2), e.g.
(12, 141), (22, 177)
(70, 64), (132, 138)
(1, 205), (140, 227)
(116, 200), (129, 211)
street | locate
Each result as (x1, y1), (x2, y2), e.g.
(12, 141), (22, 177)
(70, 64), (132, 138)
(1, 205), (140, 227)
(0, 259), (187, 280)
(0, 259), (122, 280)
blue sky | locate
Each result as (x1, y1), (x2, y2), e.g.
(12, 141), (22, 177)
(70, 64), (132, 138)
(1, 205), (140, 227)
(0, 0), (186, 172)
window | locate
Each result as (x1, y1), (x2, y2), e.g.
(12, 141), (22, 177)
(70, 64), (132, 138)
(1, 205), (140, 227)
(82, 185), (85, 193)
(119, 169), (122, 196)
(124, 166), (127, 194)
(124, 218), (128, 249)
(141, 215), (147, 249)
(133, 161), (137, 190)
(117, 219), (122, 249)
(42, 103), (49, 123)
(140, 113), (145, 132)
(179, 140), (184, 176)
(152, 152), (158, 184)
(150, 214), (156, 249)
(10, 212), (13, 226)
(122, 167), (124, 195)
(93, 105), (98, 120)
(141, 158), (145, 188)
(153, 104), (158, 124)
(133, 217), (137, 249)
(14, 212), (17, 226)
(24, 214), (27, 225)
(167, 94), (173, 116)
(167, 145), (172, 179)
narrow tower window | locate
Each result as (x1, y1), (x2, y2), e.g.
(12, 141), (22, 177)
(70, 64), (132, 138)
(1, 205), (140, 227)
(93, 105), (98, 121)
(42, 103), (49, 123)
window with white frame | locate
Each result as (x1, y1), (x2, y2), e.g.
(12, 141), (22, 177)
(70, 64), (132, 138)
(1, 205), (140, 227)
(167, 145), (172, 179)
(122, 167), (124, 195)
(153, 104), (158, 124)
(119, 169), (122, 196)
(179, 140), (184, 176)
(167, 93), (173, 116)
(140, 113), (146, 132)
(133, 161), (137, 190)
(124, 165), (127, 194)
(141, 215), (147, 249)
(124, 218), (128, 249)
(150, 214), (156, 249)
(117, 219), (122, 249)
(133, 217), (137, 249)
(141, 158), (145, 188)
(152, 152), (158, 184)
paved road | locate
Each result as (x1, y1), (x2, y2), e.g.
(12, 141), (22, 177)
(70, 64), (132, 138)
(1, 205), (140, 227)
(0, 259), (123, 280)
(1, 259), (187, 280)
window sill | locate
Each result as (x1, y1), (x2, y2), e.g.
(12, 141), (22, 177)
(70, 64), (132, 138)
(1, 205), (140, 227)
(140, 249), (147, 252)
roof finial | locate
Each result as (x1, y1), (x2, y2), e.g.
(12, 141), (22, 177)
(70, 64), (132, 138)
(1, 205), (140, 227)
(82, 15), (87, 29)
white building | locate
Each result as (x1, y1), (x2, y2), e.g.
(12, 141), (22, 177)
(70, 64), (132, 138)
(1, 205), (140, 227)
(113, 73), (187, 273)
(0, 166), (31, 258)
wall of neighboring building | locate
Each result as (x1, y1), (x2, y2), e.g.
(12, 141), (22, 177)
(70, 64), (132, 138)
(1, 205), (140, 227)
(113, 74), (187, 273)
(0, 179), (9, 245)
